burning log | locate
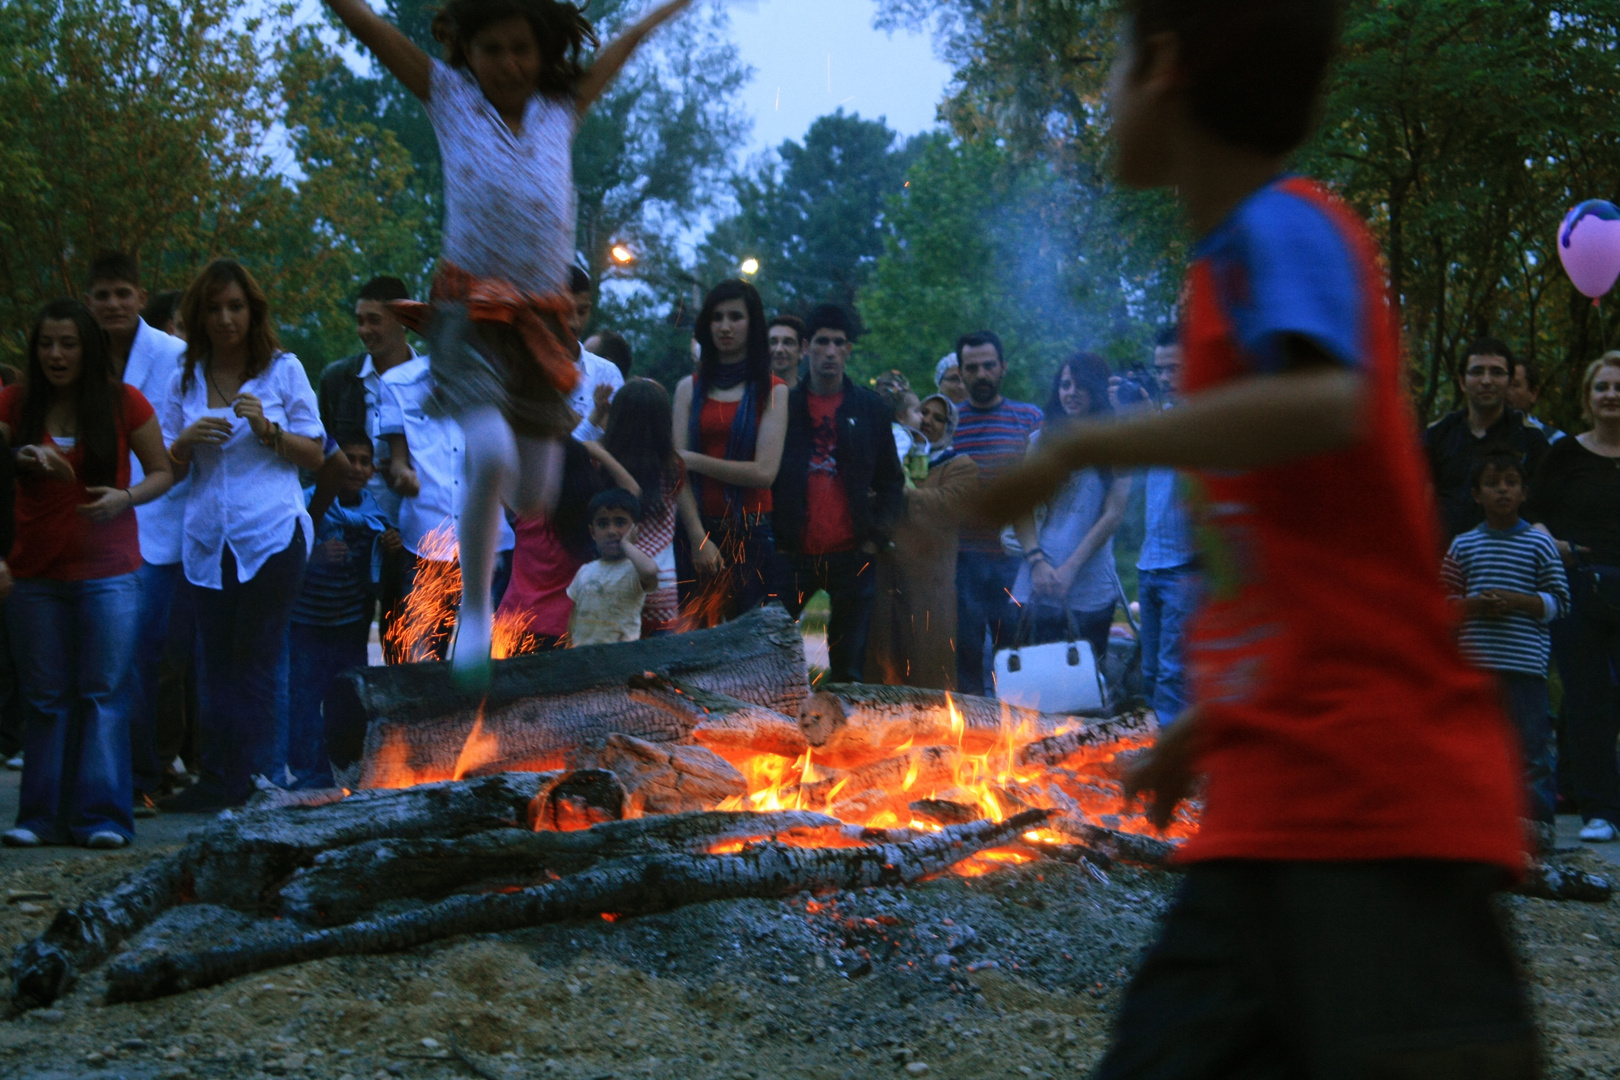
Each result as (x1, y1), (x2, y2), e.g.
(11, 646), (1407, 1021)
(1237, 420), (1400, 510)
(1049, 816), (1180, 869)
(908, 799), (983, 827)
(1014, 710), (1158, 771)
(279, 810), (846, 926)
(590, 735), (747, 815)
(627, 674), (809, 761)
(9, 772), (565, 1011)
(798, 746), (961, 813)
(798, 685), (1084, 769)
(338, 605), (809, 789)
(102, 810), (1052, 1003)
(529, 769), (627, 831)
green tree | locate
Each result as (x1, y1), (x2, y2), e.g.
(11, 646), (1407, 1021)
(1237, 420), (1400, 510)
(877, 0), (1620, 426)
(0, 0), (428, 375)
(700, 111), (921, 315)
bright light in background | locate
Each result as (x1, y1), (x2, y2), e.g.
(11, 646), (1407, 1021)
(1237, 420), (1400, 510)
(610, 244), (636, 265)
(740, 257), (761, 276)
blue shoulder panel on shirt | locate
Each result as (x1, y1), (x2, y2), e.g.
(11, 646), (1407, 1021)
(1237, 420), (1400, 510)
(1198, 184), (1364, 372)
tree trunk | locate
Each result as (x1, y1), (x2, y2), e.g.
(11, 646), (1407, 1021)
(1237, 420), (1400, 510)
(336, 605), (809, 789)
(103, 811), (1051, 1003)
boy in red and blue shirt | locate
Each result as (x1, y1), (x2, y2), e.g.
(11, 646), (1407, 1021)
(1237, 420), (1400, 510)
(980, 1), (1534, 1075)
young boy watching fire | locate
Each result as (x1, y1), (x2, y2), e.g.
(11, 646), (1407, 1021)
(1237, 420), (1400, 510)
(977, 0), (1535, 1074)
(567, 488), (658, 647)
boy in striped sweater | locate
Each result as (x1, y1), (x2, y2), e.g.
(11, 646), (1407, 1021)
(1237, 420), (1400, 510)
(1441, 449), (1570, 829)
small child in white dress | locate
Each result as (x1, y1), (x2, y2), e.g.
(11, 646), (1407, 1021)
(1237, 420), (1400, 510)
(323, 0), (697, 687)
(568, 489), (659, 647)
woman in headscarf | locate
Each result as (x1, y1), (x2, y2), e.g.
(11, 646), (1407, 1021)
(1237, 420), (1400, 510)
(867, 393), (979, 689)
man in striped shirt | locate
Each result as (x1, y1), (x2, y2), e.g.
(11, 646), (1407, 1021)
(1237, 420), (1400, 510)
(952, 331), (1046, 694)
(1441, 450), (1570, 830)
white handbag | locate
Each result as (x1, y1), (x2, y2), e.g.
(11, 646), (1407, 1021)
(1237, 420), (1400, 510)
(992, 608), (1105, 713)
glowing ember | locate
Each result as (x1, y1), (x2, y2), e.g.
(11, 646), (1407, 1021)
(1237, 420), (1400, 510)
(384, 523), (537, 663)
(451, 709), (501, 781)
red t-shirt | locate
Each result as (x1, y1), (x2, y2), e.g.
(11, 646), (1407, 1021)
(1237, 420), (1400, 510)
(1176, 177), (1522, 873)
(696, 377), (785, 517)
(0, 384), (153, 581)
(496, 513), (584, 639)
(800, 389), (855, 555)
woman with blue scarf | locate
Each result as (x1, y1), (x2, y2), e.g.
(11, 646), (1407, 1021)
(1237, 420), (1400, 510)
(672, 280), (789, 627)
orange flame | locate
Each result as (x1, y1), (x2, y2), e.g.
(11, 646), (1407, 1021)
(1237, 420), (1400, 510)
(384, 523), (537, 664)
(452, 708), (501, 781)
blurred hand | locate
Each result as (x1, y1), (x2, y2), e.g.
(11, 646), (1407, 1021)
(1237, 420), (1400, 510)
(179, 416), (234, 451)
(692, 536), (723, 578)
(0, 560), (11, 601)
(388, 461), (420, 498)
(315, 537), (350, 565)
(590, 382), (613, 426)
(16, 444), (75, 483)
(233, 393), (270, 439)
(380, 528), (404, 555)
(1030, 560), (1062, 600)
(78, 486), (133, 523)
(1123, 707), (1205, 834)
(966, 447), (1074, 533)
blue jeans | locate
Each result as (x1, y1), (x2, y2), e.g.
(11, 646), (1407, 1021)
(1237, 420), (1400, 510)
(1139, 565), (1200, 723)
(193, 530), (307, 805)
(7, 574), (141, 843)
(955, 552), (1021, 696)
(782, 550), (878, 683)
(1496, 672), (1555, 825)
(130, 561), (183, 796)
(1550, 591), (1620, 824)
(287, 620), (370, 789)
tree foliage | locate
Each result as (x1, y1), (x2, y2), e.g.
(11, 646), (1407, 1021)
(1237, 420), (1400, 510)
(701, 111), (921, 315)
(0, 0), (429, 372)
(876, 0), (1620, 425)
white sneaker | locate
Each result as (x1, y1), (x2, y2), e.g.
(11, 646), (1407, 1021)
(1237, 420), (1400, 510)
(2, 828), (40, 847)
(4, 755), (21, 771)
(85, 831), (129, 850)
(1579, 818), (1618, 843)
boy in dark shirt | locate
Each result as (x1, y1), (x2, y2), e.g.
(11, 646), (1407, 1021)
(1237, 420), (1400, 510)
(980, 1), (1533, 1075)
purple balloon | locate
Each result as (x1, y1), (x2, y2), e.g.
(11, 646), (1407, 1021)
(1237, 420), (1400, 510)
(1559, 200), (1620, 299)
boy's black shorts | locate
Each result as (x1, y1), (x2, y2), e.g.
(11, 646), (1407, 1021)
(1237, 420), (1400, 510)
(1094, 859), (1538, 1080)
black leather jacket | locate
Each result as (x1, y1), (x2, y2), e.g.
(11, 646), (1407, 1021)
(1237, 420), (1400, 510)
(772, 375), (905, 555)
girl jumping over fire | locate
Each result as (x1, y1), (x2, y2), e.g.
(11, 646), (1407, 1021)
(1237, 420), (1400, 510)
(324, 0), (697, 687)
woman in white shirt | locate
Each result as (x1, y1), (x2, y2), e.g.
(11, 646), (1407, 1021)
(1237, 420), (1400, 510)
(158, 260), (325, 811)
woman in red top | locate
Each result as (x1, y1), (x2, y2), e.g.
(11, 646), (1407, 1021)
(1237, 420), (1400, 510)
(672, 280), (788, 627)
(0, 300), (173, 849)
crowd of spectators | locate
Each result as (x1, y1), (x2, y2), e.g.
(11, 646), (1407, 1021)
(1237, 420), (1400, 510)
(0, 250), (1614, 851)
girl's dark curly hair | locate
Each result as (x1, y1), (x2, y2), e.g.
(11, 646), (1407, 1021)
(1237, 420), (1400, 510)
(432, 0), (599, 98)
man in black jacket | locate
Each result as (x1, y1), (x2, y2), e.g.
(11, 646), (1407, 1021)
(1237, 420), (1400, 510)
(773, 305), (905, 682)
(1423, 337), (1550, 546)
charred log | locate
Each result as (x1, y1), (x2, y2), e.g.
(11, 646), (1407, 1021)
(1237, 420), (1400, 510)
(797, 685), (1081, 768)
(1049, 817), (1180, 869)
(528, 769), (627, 831)
(628, 674), (809, 761)
(589, 735), (746, 816)
(908, 800), (983, 827)
(1515, 862), (1612, 902)
(341, 605), (809, 789)
(103, 811), (1051, 1003)
(1014, 711), (1158, 771)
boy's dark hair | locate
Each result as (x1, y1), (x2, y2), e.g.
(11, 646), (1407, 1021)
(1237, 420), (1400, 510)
(1127, 0), (1341, 155)
(142, 289), (182, 330)
(588, 487), (641, 522)
(1469, 447), (1526, 491)
(87, 251), (141, 290)
(338, 434), (375, 455)
(1513, 357), (1542, 392)
(768, 314), (806, 344)
(804, 304), (855, 343)
(956, 330), (1004, 365)
(569, 265), (592, 296)
(358, 276), (410, 303)
(432, 0), (598, 98)
(590, 330), (632, 377)
(1153, 324), (1181, 349)
(1459, 337), (1516, 378)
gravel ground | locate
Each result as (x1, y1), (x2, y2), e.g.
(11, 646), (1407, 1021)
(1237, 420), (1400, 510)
(0, 841), (1615, 1080)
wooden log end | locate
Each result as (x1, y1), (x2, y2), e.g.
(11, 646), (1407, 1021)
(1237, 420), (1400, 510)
(797, 691), (848, 748)
(530, 770), (627, 832)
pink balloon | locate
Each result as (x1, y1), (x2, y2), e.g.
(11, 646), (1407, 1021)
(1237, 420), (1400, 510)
(1559, 200), (1620, 299)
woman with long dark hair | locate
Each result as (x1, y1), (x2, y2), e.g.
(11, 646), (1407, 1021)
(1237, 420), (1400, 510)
(159, 260), (325, 811)
(671, 280), (788, 626)
(600, 379), (707, 636)
(1007, 352), (1133, 666)
(0, 300), (173, 847)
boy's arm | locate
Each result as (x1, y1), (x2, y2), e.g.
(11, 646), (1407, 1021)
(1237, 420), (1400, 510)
(975, 341), (1364, 526)
(622, 539), (660, 592)
(1539, 540), (1572, 622)
(324, 0), (430, 100)
(575, 0), (694, 114)
(384, 433), (420, 498)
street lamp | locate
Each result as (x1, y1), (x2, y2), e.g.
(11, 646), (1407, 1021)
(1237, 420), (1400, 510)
(739, 257), (760, 276)
(610, 244), (636, 266)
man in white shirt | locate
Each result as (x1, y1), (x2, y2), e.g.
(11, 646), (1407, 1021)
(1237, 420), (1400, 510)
(566, 266), (623, 442)
(86, 252), (188, 815)
(379, 357), (515, 661)
(317, 276), (422, 640)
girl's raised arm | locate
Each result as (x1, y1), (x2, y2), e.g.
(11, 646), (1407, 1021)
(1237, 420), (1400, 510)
(325, 0), (432, 100)
(575, 0), (695, 115)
